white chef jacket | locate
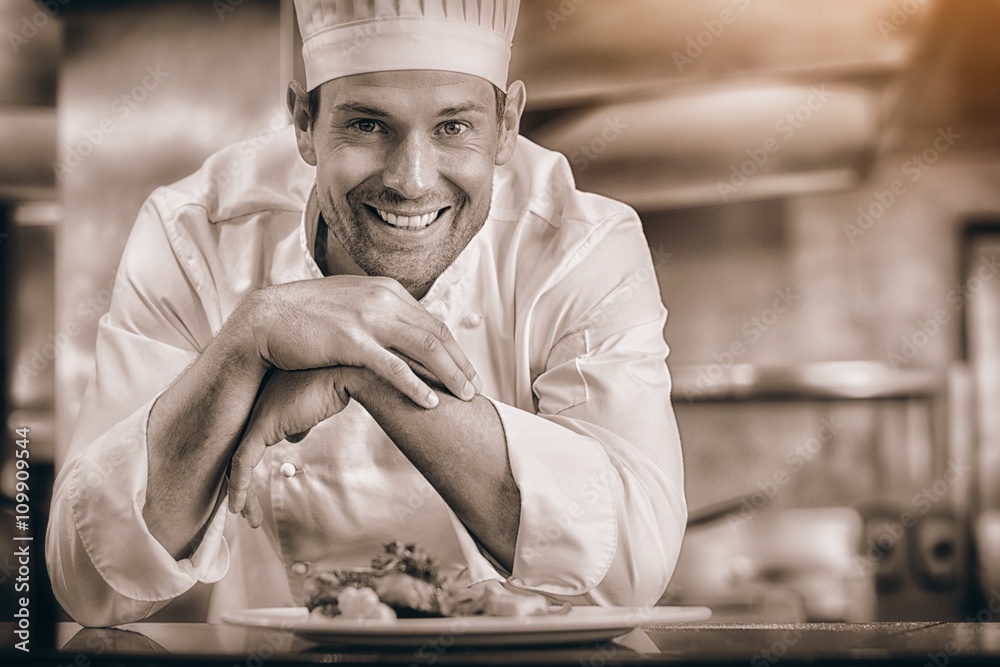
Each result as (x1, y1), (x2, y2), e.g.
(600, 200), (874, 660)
(46, 124), (686, 627)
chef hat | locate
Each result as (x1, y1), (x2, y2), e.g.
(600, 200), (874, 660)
(294, 0), (520, 92)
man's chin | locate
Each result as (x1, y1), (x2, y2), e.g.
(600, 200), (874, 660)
(354, 254), (439, 295)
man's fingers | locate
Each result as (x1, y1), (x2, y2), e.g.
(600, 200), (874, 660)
(390, 317), (477, 401)
(403, 305), (481, 385)
(369, 349), (439, 408)
(228, 434), (266, 514)
(242, 476), (263, 529)
(230, 368), (355, 513)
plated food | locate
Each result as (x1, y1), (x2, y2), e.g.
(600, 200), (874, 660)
(304, 541), (557, 621)
(227, 548), (712, 647)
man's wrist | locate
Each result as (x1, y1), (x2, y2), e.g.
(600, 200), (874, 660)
(219, 288), (273, 377)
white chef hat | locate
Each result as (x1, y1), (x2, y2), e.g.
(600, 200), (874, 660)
(294, 0), (520, 92)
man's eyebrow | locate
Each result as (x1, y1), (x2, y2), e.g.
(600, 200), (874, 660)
(437, 102), (490, 117)
(331, 101), (490, 118)
(333, 102), (391, 117)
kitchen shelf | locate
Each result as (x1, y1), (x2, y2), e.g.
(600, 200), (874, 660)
(672, 361), (943, 402)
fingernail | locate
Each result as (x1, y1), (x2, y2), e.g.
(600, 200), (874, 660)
(425, 390), (439, 408)
(463, 382), (475, 400)
(472, 374), (484, 393)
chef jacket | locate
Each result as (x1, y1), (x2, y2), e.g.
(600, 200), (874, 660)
(46, 125), (686, 627)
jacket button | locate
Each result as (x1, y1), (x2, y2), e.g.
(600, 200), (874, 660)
(279, 462), (298, 478)
(291, 561), (309, 575)
(463, 312), (483, 328)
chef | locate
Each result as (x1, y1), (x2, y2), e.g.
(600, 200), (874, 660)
(46, 0), (686, 627)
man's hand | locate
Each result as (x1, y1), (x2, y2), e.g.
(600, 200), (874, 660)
(143, 274), (481, 557)
(227, 365), (371, 523)
(243, 275), (482, 408)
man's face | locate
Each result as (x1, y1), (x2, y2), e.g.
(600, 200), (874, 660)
(297, 70), (517, 296)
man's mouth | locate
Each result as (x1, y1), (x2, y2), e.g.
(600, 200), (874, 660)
(372, 206), (447, 230)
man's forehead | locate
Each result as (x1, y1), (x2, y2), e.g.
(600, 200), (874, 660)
(323, 70), (494, 109)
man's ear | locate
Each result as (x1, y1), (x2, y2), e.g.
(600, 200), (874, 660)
(495, 80), (526, 167)
(288, 80), (317, 166)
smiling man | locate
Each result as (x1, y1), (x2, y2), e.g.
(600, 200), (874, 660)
(308, 71), (507, 297)
(46, 0), (687, 627)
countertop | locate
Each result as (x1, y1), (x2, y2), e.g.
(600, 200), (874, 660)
(5, 621), (1000, 666)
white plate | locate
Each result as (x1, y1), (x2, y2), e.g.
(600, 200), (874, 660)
(221, 605), (711, 647)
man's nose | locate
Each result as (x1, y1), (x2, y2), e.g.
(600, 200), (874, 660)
(382, 134), (437, 200)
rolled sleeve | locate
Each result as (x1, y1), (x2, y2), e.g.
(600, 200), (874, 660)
(450, 212), (687, 607)
(490, 399), (618, 595)
(447, 392), (683, 607)
(46, 191), (227, 625)
(47, 393), (230, 626)
(521, 308), (687, 607)
(68, 396), (230, 602)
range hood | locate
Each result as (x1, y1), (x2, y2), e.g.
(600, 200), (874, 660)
(512, 0), (938, 210)
(530, 81), (878, 209)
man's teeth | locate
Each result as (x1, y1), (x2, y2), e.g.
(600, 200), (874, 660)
(376, 208), (438, 229)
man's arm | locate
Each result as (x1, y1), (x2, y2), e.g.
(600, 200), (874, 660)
(228, 293), (679, 605)
(230, 365), (519, 571)
(353, 377), (520, 572)
(142, 311), (268, 559)
(146, 273), (485, 559)
(226, 218), (685, 606)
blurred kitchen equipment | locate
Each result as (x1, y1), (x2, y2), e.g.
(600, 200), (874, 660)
(513, 0), (941, 209)
(733, 508), (875, 622)
(664, 513), (807, 623)
(673, 360), (975, 620)
(964, 225), (1000, 606)
(667, 507), (873, 622)
(1, 202), (60, 641)
(686, 493), (758, 528)
(0, 0), (58, 201)
(531, 82), (878, 210)
(975, 510), (1000, 600)
(859, 502), (910, 593)
(913, 511), (962, 591)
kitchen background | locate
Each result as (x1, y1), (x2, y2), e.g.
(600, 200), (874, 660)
(2, 0), (999, 624)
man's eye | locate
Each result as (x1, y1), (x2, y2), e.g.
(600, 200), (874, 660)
(350, 120), (382, 133)
(441, 121), (468, 136)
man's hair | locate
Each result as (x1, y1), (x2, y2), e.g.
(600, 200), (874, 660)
(306, 84), (508, 129)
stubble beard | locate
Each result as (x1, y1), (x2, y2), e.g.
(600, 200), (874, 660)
(319, 185), (493, 295)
